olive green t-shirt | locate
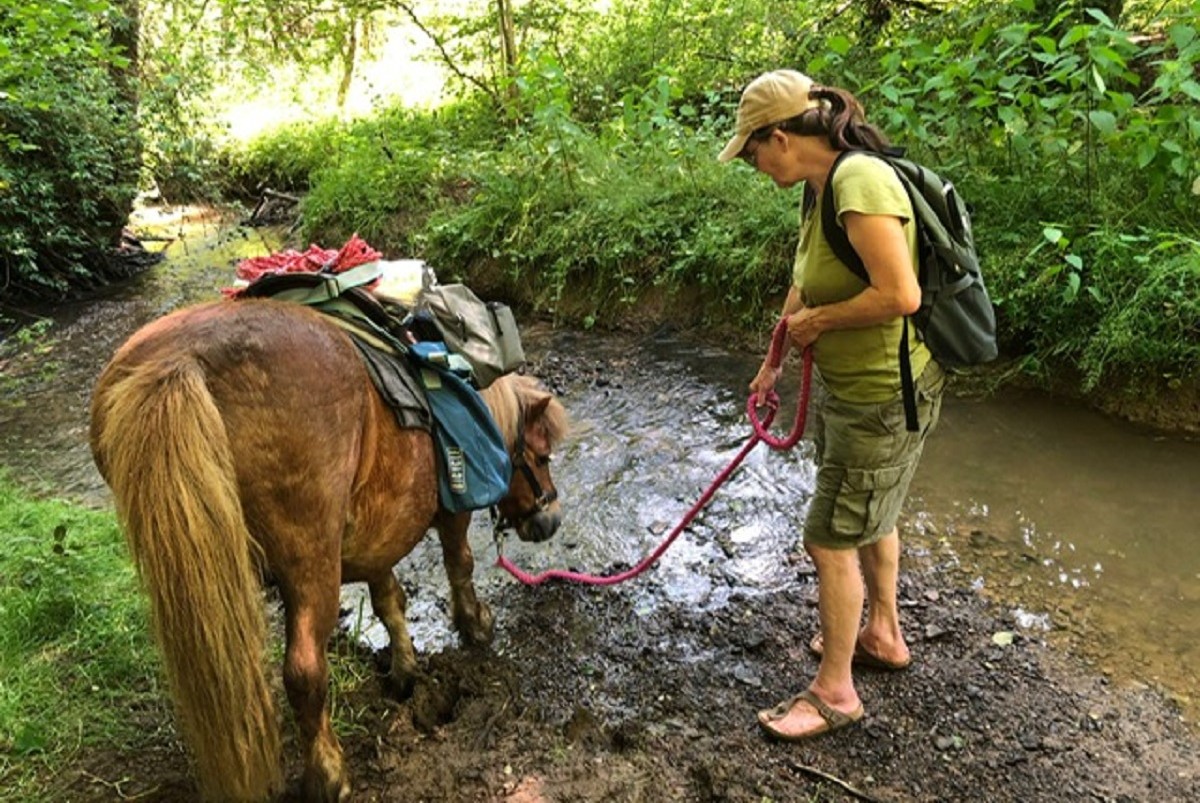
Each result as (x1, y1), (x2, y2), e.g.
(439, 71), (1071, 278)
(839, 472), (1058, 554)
(792, 153), (931, 403)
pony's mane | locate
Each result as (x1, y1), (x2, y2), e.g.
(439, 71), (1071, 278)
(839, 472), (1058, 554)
(480, 373), (569, 449)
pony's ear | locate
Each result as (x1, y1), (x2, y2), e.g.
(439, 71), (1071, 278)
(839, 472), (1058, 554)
(525, 395), (552, 422)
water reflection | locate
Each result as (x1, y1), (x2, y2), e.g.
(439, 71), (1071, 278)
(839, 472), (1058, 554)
(0, 207), (282, 504)
(909, 390), (1200, 717)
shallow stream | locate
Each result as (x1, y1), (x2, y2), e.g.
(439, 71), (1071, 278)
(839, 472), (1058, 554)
(2, 211), (1196, 723)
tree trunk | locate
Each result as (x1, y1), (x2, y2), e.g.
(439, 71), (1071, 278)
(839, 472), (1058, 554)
(337, 17), (360, 111)
(109, 0), (140, 109)
(497, 0), (517, 101)
(106, 0), (142, 242)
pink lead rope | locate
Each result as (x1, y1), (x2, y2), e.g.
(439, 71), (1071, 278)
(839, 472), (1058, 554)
(495, 318), (813, 586)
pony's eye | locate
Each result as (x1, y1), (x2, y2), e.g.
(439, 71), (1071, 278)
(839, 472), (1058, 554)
(535, 454), (552, 467)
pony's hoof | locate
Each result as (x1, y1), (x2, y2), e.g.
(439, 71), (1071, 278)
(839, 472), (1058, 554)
(457, 603), (495, 646)
(302, 737), (351, 803)
(301, 770), (350, 803)
(387, 668), (420, 700)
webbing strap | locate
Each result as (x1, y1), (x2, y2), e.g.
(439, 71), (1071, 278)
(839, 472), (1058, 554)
(263, 261), (383, 306)
(899, 318), (918, 432)
(323, 309), (406, 356)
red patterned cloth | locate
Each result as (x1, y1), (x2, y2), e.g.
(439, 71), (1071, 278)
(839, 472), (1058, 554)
(223, 233), (382, 297)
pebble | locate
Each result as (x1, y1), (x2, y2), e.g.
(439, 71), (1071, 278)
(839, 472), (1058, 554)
(924, 623), (948, 640)
(733, 665), (762, 688)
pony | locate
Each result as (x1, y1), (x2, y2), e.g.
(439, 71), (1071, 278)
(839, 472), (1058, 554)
(88, 298), (569, 802)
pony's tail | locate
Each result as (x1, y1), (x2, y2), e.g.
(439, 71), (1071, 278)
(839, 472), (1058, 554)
(92, 358), (281, 801)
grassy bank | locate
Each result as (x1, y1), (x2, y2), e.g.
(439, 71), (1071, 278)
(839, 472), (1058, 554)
(0, 477), (162, 799)
(0, 475), (385, 801)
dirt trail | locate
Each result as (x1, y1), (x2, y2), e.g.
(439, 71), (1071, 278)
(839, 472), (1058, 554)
(54, 552), (1199, 802)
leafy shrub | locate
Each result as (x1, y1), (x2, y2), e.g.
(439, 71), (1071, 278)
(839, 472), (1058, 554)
(219, 1), (1199, 395)
(1081, 234), (1200, 388)
(299, 110), (458, 251)
(422, 61), (799, 327)
(222, 102), (502, 253)
(222, 118), (347, 199)
(0, 1), (140, 300)
(0, 78), (140, 299)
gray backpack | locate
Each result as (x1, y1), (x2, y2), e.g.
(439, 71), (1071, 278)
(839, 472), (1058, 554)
(817, 149), (998, 430)
(420, 283), (526, 389)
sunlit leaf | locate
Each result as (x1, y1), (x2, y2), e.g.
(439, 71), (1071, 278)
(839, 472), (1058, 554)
(1137, 142), (1157, 168)
(1088, 110), (1116, 135)
(1169, 23), (1197, 50)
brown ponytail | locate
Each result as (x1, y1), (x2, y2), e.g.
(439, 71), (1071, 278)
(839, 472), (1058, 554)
(778, 85), (891, 153)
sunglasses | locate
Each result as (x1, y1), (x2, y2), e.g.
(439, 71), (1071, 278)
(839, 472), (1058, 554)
(739, 126), (777, 167)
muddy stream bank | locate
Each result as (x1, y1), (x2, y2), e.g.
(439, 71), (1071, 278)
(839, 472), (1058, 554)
(2, 210), (1198, 802)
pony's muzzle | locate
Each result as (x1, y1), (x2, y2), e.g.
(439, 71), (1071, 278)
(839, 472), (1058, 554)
(517, 509), (561, 543)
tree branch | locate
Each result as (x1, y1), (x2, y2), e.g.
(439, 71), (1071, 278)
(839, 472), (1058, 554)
(394, 1), (500, 107)
(788, 761), (886, 803)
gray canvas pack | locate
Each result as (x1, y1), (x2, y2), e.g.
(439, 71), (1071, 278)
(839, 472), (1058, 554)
(420, 283), (526, 389)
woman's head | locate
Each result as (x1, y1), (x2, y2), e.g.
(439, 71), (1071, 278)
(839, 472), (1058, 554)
(717, 69), (890, 163)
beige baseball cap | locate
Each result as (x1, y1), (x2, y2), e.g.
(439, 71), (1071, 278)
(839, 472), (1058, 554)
(717, 69), (820, 162)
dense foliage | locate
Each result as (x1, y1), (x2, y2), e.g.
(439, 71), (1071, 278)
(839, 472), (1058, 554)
(225, 0), (1199, 397)
(0, 0), (141, 300)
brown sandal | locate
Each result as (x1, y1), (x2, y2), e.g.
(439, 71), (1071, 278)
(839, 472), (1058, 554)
(757, 689), (864, 742)
(809, 632), (912, 671)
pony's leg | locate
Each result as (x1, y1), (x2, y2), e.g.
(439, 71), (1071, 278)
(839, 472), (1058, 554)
(436, 512), (495, 646)
(367, 572), (420, 695)
(283, 587), (351, 803)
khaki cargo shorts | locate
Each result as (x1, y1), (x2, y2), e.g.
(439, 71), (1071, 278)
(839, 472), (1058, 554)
(803, 361), (945, 550)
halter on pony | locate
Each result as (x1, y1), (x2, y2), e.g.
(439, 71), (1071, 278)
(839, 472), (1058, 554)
(490, 404), (559, 537)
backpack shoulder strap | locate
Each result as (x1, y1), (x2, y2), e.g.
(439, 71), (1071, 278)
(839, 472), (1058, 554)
(819, 147), (911, 285)
(820, 148), (923, 433)
(819, 150), (868, 283)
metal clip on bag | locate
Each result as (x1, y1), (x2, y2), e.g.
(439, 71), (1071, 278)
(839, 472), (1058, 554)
(421, 283), (526, 388)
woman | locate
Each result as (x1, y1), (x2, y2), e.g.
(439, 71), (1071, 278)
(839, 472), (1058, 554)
(719, 69), (944, 741)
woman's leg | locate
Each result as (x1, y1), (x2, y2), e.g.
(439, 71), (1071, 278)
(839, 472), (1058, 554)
(760, 542), (864, 738)
(859, 528), (911, 666)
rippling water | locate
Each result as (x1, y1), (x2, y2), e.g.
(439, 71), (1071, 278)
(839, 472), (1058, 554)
(908, 390), (1200, 716)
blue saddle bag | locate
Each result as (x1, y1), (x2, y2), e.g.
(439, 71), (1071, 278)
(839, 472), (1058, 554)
(407, 341), (512, 512)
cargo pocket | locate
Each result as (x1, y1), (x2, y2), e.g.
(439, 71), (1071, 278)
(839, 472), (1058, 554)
(830, 463), (911, 541)
(915, 363), (946, 437)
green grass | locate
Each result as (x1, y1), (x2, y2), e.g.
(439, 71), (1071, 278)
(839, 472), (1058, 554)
(0, 476), (162, 799)
(0, 475), (383, 801)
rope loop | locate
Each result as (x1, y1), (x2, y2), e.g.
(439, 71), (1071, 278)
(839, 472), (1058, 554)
(497, 316), (813, 586)
(746, 317), (812, 450)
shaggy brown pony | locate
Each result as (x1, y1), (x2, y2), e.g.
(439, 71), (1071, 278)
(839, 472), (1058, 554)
(89, 299), (568, 802)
